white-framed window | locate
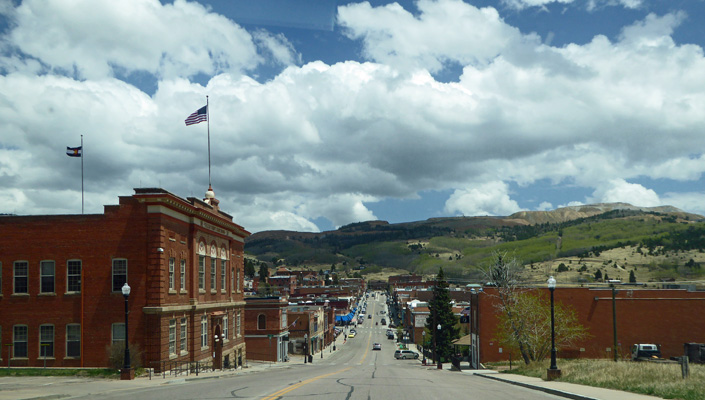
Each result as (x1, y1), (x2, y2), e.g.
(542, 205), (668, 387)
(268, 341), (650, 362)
(13, 261), (28, 294)
(112, 259), (127, 292)
(223, 315), (229, 341)
(198, 256), (205, 290)
(210, 259), (216, 290)
(180, 318), (187, 353)
(237, 269), (241, 293)
(257, 314), (266, 330)
(39, 324), (54, 358)
(40, 261), (55, 293)
(67, 260), (81, 293)
(111, 323), (125, 345)
(169, 319), (176, 356)
(200, 316), (208, 348)
(13, 325), (28, 358)
(236, 311), (241, 338)
(168, 258), (175, 291)
(221, 260), (226, 292)
(66, 324), (81, 358)
(180, 259), (186, 290)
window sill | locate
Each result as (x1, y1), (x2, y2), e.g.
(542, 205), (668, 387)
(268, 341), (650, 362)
(169, 354), (178, 360)
(64, 292), (81, 296)
(210, 290), (217, 294)
(38, 357), (56, 360)
(63, 356), (81, 360)
(168, 290), (177, 295)
(199, 289), (206, 294)
(11, 293), (29, 297)
(180, 351), (188, 356)
(10, 357), (29, 361)
(38, 292), (56, 296)
(180, 290), (188, 294)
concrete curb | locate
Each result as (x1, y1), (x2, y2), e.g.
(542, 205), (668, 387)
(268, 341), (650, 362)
(476, 373), (598, 400)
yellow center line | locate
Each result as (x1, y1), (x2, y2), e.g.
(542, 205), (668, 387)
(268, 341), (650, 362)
(261, 295), (380, 400)
(260, 366), (353, 400)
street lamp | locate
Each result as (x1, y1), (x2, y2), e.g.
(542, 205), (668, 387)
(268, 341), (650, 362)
(422, 331), (426, 365)
(436, 323), (442, 370)
(304, 334), (308, 364)
(547, 276), (561, 380)
(121, 282), (133, 380)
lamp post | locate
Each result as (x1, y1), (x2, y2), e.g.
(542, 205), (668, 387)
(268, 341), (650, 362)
(120, 283), (134, 380)
(304, 334), (308, 364)
(547, 276), (561, 380)
(436, 323), (442, 370)
(422, 331), (426, 365)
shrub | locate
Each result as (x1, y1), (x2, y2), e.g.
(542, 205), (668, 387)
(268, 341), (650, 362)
(107, 342), (142, 371)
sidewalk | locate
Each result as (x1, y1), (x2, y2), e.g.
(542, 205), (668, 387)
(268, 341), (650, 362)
(0, 361), (290, 400)
(0, 347), (344, 400)
(457, 367), (663, 400)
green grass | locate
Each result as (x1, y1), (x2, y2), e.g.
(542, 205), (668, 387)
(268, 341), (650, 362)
(0, 368), (121, 378)
(489, 359), (705, 400)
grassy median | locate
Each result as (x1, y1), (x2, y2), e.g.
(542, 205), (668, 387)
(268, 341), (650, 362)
(490, 359), (704, 400)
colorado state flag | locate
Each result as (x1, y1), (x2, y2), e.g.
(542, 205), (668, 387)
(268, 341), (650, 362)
(66, 146), (82, 157)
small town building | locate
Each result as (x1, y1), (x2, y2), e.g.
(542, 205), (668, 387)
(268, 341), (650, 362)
(0, 187), (249, 374)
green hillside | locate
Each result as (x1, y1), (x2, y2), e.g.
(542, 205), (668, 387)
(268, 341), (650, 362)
(245, 208), (705, 284)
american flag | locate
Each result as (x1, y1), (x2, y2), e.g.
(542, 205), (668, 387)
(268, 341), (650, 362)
(185, 105), (207, 126)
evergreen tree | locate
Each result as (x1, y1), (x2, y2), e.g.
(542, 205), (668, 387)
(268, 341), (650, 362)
(244, 259), (256, 278)
(258, 264), (270, 281)
(594, 270), (602, 281)
(629, 270), (637, 283)
(426, 267), (459, 362)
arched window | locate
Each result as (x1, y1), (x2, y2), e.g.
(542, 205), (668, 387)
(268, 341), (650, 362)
(257, 314), (266, 330)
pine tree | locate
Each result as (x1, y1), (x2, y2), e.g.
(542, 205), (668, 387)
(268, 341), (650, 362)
(426, 267), (459, 362)
(629, 270), (637, 283)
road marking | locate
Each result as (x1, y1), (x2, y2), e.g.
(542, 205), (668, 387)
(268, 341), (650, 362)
(260, 366), (352, 400)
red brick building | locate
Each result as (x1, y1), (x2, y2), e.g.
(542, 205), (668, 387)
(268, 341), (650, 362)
(244, 296), (289, 362)
(0, 188), (249, 372)
(470, 287), (705, 367)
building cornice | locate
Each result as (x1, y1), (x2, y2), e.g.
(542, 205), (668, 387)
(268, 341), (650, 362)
(143, 300), (246, 314)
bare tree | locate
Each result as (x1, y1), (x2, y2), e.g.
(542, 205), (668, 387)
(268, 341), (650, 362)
(483, 251), (533, 364)
(484, 251), (589, 365)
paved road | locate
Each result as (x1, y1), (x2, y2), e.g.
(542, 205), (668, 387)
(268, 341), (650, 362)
(45, 292), (561, 400)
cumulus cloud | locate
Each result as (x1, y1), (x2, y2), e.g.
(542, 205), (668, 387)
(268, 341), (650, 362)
(338, 0), (527, 73)
(444, 181), (522, 216)
(589, 179), (661, 206)
(502, 0), (643, 10)
(1, 0), (705, 233)
(5, 0), (259, 79)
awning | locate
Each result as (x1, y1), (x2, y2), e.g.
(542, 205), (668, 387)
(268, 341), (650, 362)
(452, 335), (472, 346)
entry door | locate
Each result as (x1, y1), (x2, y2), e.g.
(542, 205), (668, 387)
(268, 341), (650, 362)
(214, 325), (223, 370)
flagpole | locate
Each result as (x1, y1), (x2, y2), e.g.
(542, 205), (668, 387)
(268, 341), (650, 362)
(81, 134), (84, 214)
(207, 95), (211, 187)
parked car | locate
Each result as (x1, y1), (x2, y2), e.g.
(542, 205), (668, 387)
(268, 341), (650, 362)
(394, 350), (419, 359)
(348, 332), (356, 338)
(373, 343), (382, 350)
(380, 318), (386, 325)
(368, 314), (372, 319)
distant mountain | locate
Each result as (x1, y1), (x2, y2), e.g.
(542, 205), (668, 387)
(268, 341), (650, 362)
(245, 203), (704, 280)
(508, 203), (700, 225)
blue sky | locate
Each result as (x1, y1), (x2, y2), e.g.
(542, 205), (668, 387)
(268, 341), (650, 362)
(1, 0), (705, 233)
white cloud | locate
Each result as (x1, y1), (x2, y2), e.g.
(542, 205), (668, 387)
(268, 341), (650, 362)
(589, 179), (661, 207)
(444, 181), (522, 216)
(6, 0), (259, 79)
(661, 192), (705, 217)
(338, 0), (527, 73)
(2, 0), (705, 232)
